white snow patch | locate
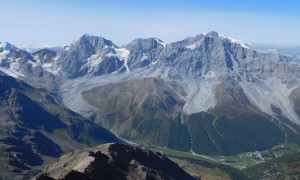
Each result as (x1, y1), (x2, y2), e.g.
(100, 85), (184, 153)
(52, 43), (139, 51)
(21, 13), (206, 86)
(106, 47), (130, 72)
(42, 56), (61, 75)
(115, 47), (130, 59)
(0, 42), (5, 48)
(0, 50), (27, 77)
(141, 53), (148, 61)
(0, 50), (10, 59)
(155, 38), (166, 47)
(27, 60), (38, 67)
(72, 156), (95, 173)
(115, 47), (130, 72)
(228, 37), (250, 49)
(104, 45), (110, 49)
(151, 61), (157, 65)
(186, 33), (250, 50)
(86, 54), (102, 73)
(0, 67), (19, 78)
(186, 42), (200, 50)
(219, 34), (250, 49)
(42, 63), (60, 75)
(0, 42), (15, 50)
(8, 61), (26, 77)
(0, 42), (7, 48)
(64, 46), (70, 51)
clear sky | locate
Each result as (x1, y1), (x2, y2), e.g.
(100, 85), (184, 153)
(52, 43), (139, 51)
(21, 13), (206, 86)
(0, 0), (300, 47)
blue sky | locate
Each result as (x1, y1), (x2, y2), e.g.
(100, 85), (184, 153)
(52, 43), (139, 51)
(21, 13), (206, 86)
(0, 0), (300, 47)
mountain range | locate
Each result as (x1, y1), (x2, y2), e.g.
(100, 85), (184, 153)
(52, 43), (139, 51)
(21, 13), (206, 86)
(1, 31), (300, 178)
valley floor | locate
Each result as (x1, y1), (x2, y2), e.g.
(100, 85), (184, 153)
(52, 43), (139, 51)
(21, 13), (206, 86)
(150, 141), (300, 179)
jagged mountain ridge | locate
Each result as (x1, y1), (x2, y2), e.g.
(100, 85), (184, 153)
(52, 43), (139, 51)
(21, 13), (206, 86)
(36, 143), (197, 180)
(1, 31), (300, 155)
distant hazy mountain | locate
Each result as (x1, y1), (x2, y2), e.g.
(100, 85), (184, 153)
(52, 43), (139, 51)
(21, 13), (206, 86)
(250, 43), (300, 56)
(1, 32), (300, 157)
(20, 46), (63, 54)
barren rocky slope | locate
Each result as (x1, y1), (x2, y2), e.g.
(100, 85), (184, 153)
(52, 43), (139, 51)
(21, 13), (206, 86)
(36, 143), (197, 180)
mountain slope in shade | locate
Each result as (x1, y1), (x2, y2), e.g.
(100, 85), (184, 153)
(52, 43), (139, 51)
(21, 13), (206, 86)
(36, 143), (197, 180)
(0, 73), (120, 179)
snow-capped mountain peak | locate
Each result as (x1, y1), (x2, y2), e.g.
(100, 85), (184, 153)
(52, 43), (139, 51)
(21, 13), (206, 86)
(1, 32), (300, 159)
(219, 34), (250, 49)
(154, 38), (166, 47)
(0, 42), (17, 51)
(1, 33), (300, 128)
(186, 31), (250, 50)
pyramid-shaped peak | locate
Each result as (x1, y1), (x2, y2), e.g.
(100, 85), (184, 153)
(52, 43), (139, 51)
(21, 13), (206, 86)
(0, 42), (17, 51)
(74, 34), (116, 48)
(82, 33), (94, 37)
(130, 37), (164, 43)
(203, 31), (220, 37)
(200, 31), (250, 49)
(79, 33), (106, 41)
(126, 37), (166, 50)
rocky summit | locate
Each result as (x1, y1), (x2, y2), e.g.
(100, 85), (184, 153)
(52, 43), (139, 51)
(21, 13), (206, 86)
(36, 143), (197, 180)
(1, 31), (300, 156)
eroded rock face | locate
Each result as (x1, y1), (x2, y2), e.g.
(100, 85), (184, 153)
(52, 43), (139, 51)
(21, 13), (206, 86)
(36, 143), (197, 180)
(1, 31), (300, 157)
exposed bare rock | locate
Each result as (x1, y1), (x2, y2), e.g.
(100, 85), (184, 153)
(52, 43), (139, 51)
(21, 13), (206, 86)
(36, 143), (197, 180)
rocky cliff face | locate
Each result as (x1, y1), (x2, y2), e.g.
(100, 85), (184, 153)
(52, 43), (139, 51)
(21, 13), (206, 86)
(36, 143), (197, 180)
(1, 31), (300, 156)
(75, 32), (300, 155)
(58, 34), (128, 78)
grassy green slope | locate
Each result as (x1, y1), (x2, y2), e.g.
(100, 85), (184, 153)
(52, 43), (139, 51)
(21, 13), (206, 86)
(83, 78), (191, 151)
(187, 111), (285, 155)
(152, 146), (248, 180)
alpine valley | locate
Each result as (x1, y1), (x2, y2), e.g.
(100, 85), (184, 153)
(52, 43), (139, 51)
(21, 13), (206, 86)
(1, 31), (300, 179)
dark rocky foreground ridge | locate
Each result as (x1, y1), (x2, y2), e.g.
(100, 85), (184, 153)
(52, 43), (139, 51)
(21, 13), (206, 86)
(36, 143), (197, 180)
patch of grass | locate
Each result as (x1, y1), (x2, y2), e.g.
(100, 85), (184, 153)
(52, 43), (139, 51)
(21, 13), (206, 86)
(151, 146), (216, 164)
(282, 141), (300, 151)
(260, 151), (274, 158)
(151, 146), (249, 180)
(187, 111), (285, 155)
